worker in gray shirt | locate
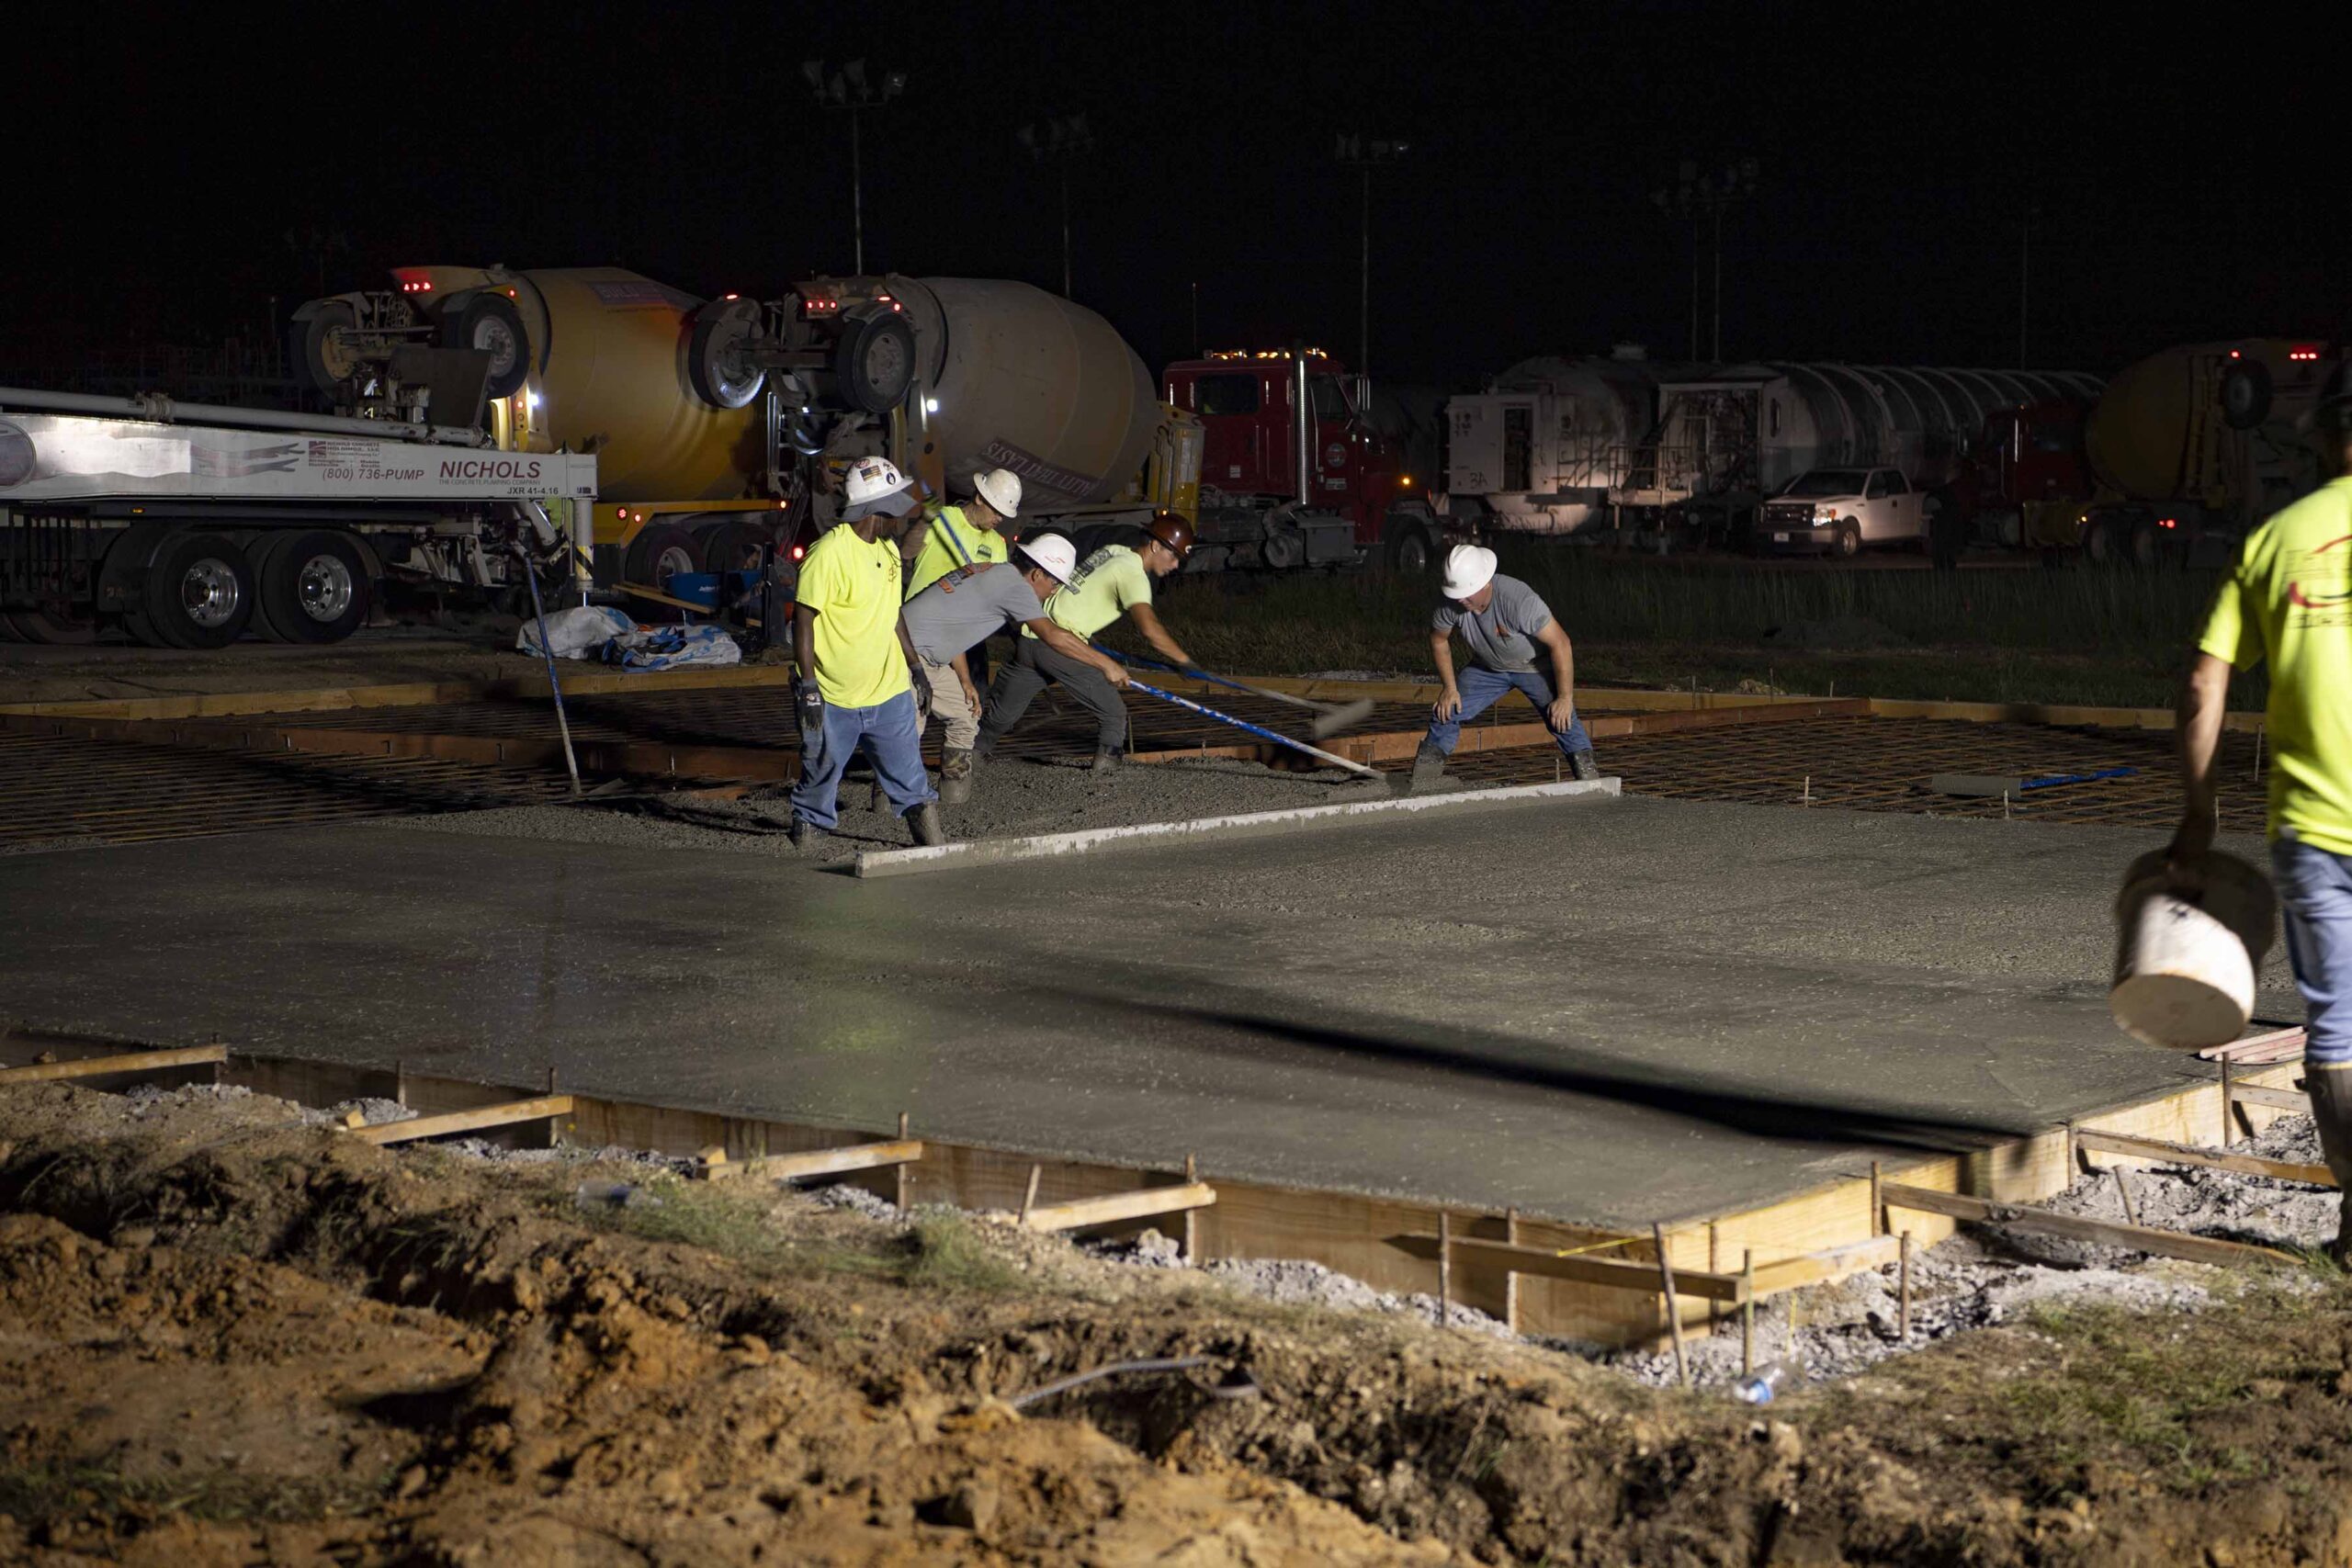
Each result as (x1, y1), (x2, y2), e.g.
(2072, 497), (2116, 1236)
(900, 532), (1129, 803)
(1411, 544), (1600, 791)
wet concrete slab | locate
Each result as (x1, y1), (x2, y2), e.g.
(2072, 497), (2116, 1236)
(0, 796), (2300, 1228)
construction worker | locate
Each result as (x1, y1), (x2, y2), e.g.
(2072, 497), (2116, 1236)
(904, 468), (1021, 599)
(976, 512), (1200, 772)
(902, 533), (1129, 803)
(2169, 361), (2352, 1259)
(1411, 543), (1600, 791)
(789, 456), (944, 850)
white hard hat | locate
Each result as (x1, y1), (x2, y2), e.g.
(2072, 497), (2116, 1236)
(840, 455), (915, 521)
(972, 468), (1022, 519)
(1442, 544), (1498, 600)
(1015, 532), (1079, 585)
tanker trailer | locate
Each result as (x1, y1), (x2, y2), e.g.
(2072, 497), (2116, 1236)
(1441, 350), (1668, 536)
(2073, 338), (2338, 567)
(1601, 361), (2098, 550)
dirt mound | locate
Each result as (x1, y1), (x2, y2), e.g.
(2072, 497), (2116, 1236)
(7, 1081), (2352, 1564)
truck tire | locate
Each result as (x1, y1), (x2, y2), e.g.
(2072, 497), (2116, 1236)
(2220, 359), (2272, 432)
(1261, 525), (1306, 570)
(687, 300), (766, 410)
(3, 610), (98, 644)
(1833, 522), (1861, 560)
(254, 530), (370, 644)
(832, 310), (918, 413)
(625, 520), (702, 592)
(141, 531), (255, 649)
(295, 300), (361, 399)
(439, 292), (531, 400)
(1383, 520), (1435, 573)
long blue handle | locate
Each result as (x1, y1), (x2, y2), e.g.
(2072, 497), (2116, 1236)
(1097, 641), (1248, 694)
(932, 507), (978, 568)
(2019, 766), (2135, 792)
(1125, 677), (1377, 777)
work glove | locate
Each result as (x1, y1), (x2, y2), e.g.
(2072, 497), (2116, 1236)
(911, 663), (935, 721)
(795, 679), (824, 732)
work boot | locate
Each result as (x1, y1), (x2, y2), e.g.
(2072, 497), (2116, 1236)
(1089, 750), (1120, 776)
(1567, 748), (1602, 782)
(867, 778), (887, 812)
(904, 802), (946, 847)
(1407, 742), (1448, 795)
(2303, 1066), (2352, 1267)
(938, 747), (975, 806)
(786, 816), (815, 852)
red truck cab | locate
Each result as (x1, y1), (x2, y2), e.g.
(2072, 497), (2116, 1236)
(1161, 350), (1433, 570)
(1941, 399), (2094, 562)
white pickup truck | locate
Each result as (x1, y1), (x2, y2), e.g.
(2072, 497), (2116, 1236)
(1758, 467), (1926, 558)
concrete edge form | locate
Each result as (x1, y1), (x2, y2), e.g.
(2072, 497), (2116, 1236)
(852, 776), (1623, 878)
(0, 1024), (2307, 1350)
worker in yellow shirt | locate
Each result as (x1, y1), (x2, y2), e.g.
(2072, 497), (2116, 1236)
(790, 457), (943, 850)
(975, 512), (1199, 773)
(903, 468), (1020, 600)
(2170, 360), (2352, 1259)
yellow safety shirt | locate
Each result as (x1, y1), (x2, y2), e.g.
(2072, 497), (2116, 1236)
(797, 525), (912, 708)
(1029, 543), (1152, 641)
(2199, 474), (2352, 854)
(905, 504), (1007, 599)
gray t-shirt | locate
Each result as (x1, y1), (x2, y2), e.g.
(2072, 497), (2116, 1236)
(901, 565), (1046, 664)
(1430, 573), (1553, 671)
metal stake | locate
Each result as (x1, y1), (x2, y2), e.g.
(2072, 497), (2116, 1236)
(517, 545), (583, 797)
(1182, 1153), (1199, 1261)
(2222, 1057), (2234, 1146)
(896, 1111), (911, 1212)
(1653, 1222), (1689, 1388)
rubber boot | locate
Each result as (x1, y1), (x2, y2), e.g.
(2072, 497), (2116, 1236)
(938, 748), (975, 806)
(1089, 750), (1120, 776)
(1567, 748), (1602, 782)
(904, 802), (946, 847)
(2303, 1066), (2352, 1267)
(1407, 742), (1448, 795)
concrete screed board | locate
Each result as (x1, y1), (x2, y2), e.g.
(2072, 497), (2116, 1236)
(0, 795), (2300, 1228)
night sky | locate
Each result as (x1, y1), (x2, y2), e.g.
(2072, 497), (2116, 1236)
(11, 1), (2341, 390)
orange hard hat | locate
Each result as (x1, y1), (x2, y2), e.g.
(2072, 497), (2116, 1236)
(1141, 511), (1196, 560)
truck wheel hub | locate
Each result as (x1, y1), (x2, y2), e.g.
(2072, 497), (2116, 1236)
(180, 560), (243, 628)
(296, 555), (356, 622)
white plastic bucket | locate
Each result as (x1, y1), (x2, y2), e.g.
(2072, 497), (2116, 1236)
(2109, 848), (2278, 1050)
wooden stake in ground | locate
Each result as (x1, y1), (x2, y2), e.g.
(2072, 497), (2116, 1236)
(1019, 1165), (1043, 1224)
(1898, 1231), (1913, 1340)
(1741, 1252), (1756, 1377)
(2112, 1167), (2140, 1225)
(1653, 1222), (1689, 1388)
(1437, 1212), (1453, 1328)
(1182, 1153), (1200, 1261)
(1871, 1161), (1883, 1236)
(896, 1112), (912, 1212)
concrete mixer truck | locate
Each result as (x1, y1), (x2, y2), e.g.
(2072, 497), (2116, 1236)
(294, 265), (1433, 592)
(1945, 338), (2341, 567)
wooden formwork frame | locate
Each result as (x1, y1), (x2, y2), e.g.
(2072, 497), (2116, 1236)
(4, 1024), (2313, 1349)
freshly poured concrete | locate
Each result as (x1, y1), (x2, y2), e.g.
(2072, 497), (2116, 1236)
(0, 795), (2301, 1227)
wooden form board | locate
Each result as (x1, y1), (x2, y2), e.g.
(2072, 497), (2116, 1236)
(697, 1139), (923, 1183)
(1881, 1180), (2297, 1267)
(350, 1094), (574, 1145)
(0, 1043), (226, 1084)
(0, 664), (805, 721)
(1022, 1181), (1217, 1234)
(2075, 1127), (2335, 1189)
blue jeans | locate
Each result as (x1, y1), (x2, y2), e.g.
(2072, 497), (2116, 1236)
(1425, 664), (1592, 757)
(2274, 837), (2352, 1066)
(790, 689), (935, 829)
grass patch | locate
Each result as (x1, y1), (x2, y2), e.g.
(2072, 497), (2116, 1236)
(1132, 547), (2270, 711)
(897, 1212), (1023, 1294)
(0, 1461), (391, 1526)
(572, 1180), (1023, 1295)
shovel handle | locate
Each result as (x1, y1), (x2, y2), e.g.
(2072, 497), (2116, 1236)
(1125, 678), (1379, 779)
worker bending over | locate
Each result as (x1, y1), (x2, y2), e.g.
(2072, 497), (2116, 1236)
(976, 512), (1199, 773)
(904, 468), (1021, 599)
(1411, 544), (1600, 791)
(902, 533), (1129, 803)
(2170, 361), (2352, 1260)
(789, 457), (944, 850)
